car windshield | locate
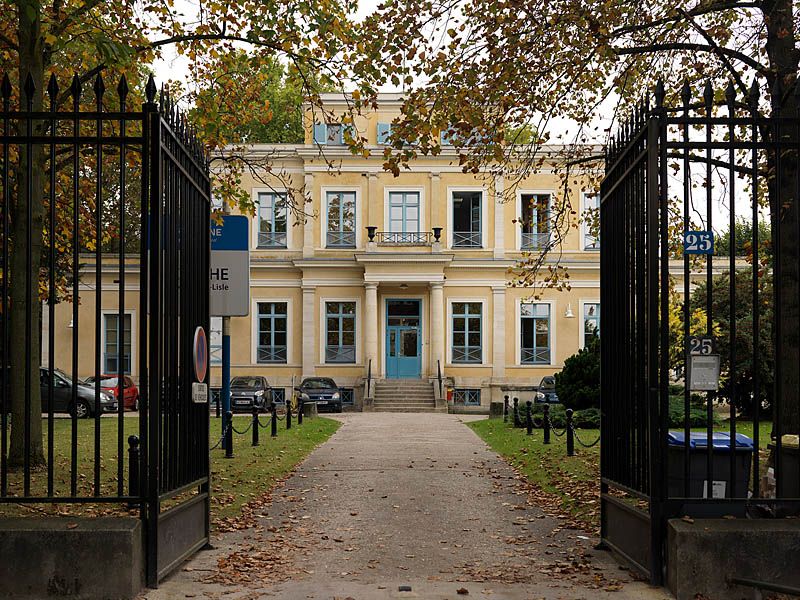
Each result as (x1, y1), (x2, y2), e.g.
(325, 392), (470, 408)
(230, 377), (261, 388)
(88, 376), (120, 386)
(302, 378), (337, 390)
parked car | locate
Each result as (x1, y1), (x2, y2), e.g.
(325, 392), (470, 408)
(296, 378), (342, 413)
(229, 376), (272, 413)
(537, 375), (560, 404)
(0, 367), (117, 418)
(84, 375), (140, 411)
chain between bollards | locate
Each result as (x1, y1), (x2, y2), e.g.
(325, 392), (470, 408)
(566, 408), (574, 456)
(543, 404), (551, 444)
(503, 395), (509, 423)
(252, 406), (260, 447)
(526, 401), (533, 435)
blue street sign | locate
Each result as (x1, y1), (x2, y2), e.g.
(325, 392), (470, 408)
(211, 215), (249, 251)
(683, 230), (714, 255)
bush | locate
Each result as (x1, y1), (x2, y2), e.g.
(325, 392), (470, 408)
(530, 404), (600, 428)
(554, 334), (600, 410)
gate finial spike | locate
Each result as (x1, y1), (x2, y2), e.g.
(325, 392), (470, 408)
(703, 81), (713, 111)
(654, 79), (665, 108)
(70, 74), (82, 104)
(117, 74), (129, 104)
(46, 73), (58, 103)
(145, 74), (157, 103)
(93, 73), (105, 98)
(748, 79), (760, 109)
(23, 72), (36, 103)
(681, 80), (691, 109)
(0, 73), (11, 100)
(725, 80), (736, 109)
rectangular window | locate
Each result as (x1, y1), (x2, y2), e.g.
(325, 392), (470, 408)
(340, 388), (355, 405)
(326, 123), (343, 145)
(520, 193), (551, 249)
(452, 191), (482, 248)
(583, 302), (600, 342)
(388, 191), (420, 233)
(272, 388), (286, 404)
(210, 317), (222, 365)
(257, 192), (288, 248)
(104, 313), (132, 374)
(453, 388), (481, 405)
(325, 301), (356, 363)
(583, 193), (600, 250)
(326, 191), (357, 247)
(377, 123), (392, 145)
(520, 303), (551, 364)
(452, 302), (482, 363)
(257, 302), (288, 363)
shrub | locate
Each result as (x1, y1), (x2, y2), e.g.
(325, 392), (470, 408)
(554, 334), (600, 410)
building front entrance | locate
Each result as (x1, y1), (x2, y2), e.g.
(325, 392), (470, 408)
(385, 299), (421, 378)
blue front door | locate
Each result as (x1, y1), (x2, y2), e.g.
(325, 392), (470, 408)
(385, 299), (421, 378)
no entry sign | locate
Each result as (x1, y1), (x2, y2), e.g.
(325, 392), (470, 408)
(210, 215), (250, 316)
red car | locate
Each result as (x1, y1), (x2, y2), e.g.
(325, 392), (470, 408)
(84, 375), (140, 411)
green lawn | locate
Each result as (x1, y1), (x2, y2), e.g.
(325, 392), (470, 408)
(0, 414), (339, 527)
(468, 417), (775, 532)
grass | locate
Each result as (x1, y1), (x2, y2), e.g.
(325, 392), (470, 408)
(0, 414), (340, 526)
(468, 416), (776, 531)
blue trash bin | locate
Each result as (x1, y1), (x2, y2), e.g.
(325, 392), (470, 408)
(667, 431), (754, 499)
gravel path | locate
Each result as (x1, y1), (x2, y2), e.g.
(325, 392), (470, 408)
(145, 413), (671, 600)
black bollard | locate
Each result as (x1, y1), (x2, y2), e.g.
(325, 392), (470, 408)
(513, 398), (520, 427)
(543, 404), (551, 445)
(503, 395), (509, 423)
(225, 411), (234, 458)
(252, 405), (259, 447)
(128, 435), (140, 503)
(566, 408), (574, 456)
(286, 402), (292, 430)
(271, 405), (278, 437)
(297, 398), (303, 425)
(526, 400), (533, 435)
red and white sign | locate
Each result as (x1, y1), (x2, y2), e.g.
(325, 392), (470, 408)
(193, 326), (208, 383)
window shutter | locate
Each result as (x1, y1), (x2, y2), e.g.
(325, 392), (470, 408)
(313, 123), (327, 144)
(377, 123), (391, 145)
(440, 129), (452, 146)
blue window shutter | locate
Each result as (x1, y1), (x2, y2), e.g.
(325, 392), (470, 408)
(313, 123), (327, 144)
(440, 129), (452, 145)
(377, 122), (391, 145)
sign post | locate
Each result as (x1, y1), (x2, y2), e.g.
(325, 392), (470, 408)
(211, 215), (250, 458)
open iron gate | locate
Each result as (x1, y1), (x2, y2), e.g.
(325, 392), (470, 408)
(600, 80), (800, 585)
(0, 73), (211, 588)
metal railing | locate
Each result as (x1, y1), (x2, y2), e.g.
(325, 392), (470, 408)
(366, 359), (372, 398)
(376, 231), (432, 245)
(520, 231), (550, 250)
(326, 231), (356, 247)
(452, 231), (481, 247)
(521, 348), (550, 364)
(437, 359), (443, 399)
(257, 346), (287, 363)
(257, 231), (287, 248)
(325, 346), (356, 363)
(452, 347), (482, 363)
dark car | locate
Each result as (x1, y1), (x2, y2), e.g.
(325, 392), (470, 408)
(537, 375), (560, 404)
(84, 375), (140, 411)
(1, 367), (117, 418)
(297, 378), (342, 413)
(229, 376), (272, 413)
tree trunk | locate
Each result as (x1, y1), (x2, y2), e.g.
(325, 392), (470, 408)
(762, 0), (800, 436)
(8, 0), (46, 468)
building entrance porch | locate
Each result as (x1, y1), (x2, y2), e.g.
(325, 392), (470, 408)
(385, 299), (422, 378)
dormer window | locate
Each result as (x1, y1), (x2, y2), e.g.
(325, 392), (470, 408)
(326, 123), (343, 145)
(313, 122), (351, 146)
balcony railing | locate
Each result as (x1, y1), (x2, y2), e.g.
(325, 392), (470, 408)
(521, 232), (550, 250)
(376, 231), (432, 245)
(452, 347), (482, 363)
(453, 231), (481, 248)
(326, 231), (356, 247)
(521, 347), (550, 364)
(325, 345), (356, 363)
(257, 231), (287, 248)
(257, 345), (287, 363)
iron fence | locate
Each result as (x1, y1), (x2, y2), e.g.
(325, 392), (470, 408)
(600, 79), (800, 584)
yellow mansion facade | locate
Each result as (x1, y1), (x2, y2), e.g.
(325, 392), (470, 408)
(44, 93), (602, 411)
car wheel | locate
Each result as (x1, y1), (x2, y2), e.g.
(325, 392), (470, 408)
(336, 404), (343, 413)
(74, 400), (90, 419)
(134, 397), (139, 412)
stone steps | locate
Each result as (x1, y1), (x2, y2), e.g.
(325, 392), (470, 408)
(372, 380), (438, 413)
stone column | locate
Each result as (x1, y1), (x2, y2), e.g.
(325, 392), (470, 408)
(430, 281), (445, 377)
(302, 285), (316, 377)
(494, 175), (506, 258)
(364, 282), (379, 377)
(492, 285), (506, 378)
(303, 173), (314, 257)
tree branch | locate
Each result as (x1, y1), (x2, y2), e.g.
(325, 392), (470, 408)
(611, 2), (762, 37)
(50, 0), (105, 39)
(615, 43), (768, 74)
(0, 32), (18, 51)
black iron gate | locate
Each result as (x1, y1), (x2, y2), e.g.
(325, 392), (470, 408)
(600, 80), (800, 585)
(0, 72), (211, 587)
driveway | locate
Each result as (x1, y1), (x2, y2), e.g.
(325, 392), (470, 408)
(145, 413), (670, 599)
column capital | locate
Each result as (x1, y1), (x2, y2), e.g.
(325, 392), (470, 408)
(364, 281), (378, 291)
(491, 285), (507, 293)
(301, 284), (316, 293)
(429, 171), (440, 180)
(429, 280), (445, 290)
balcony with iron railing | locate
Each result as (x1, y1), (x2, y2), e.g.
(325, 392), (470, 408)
(452, 231), (482, 248)
(366, 226), (442, 247)
(521, 232), (551, 250)
(257, 231), (287, 248)
(326, 231), (356, 248)
(521, 347), (550, 364)
(257, 345), (288, 363)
